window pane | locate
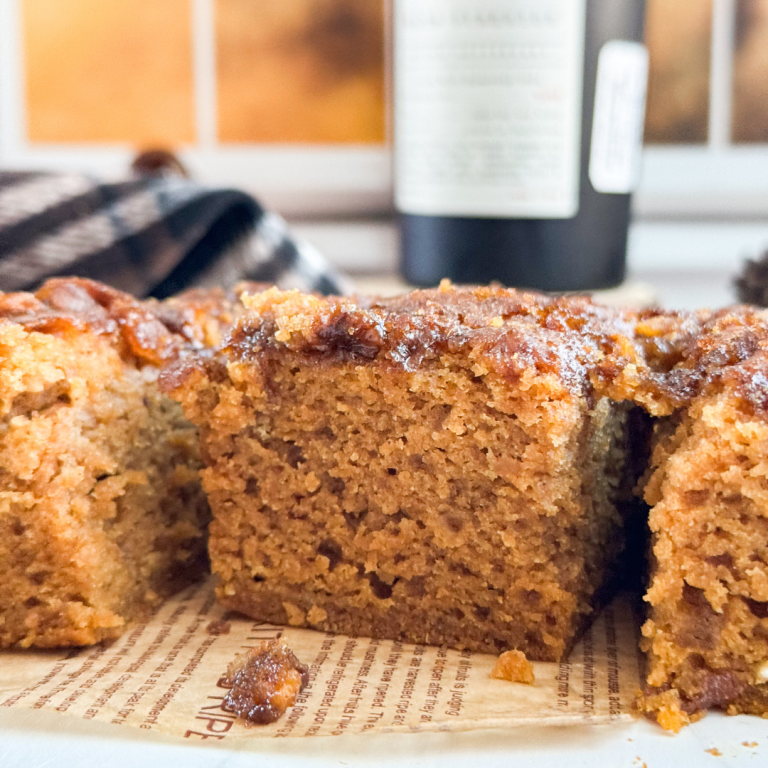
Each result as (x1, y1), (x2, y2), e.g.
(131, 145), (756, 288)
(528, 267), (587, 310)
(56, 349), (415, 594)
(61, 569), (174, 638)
(22, 0), (194, 145)
(216, 0), (386, 144)
(733, 0), (768, 143)
(644, 0), (712, 144)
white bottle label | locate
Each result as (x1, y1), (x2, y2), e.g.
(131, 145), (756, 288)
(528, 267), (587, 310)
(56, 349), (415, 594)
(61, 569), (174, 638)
(394, 0), (586, 219)
(589, 41), (649, 194)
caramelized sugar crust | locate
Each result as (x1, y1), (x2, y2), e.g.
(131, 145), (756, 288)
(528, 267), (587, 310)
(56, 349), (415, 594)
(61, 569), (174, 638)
(222, 639), (308, 725)
(163, 284), (663, 661)
(0, 278), (216, 648)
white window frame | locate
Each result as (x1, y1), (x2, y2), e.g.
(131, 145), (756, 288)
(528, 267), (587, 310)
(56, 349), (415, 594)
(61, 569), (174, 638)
(0, 0), (393, 216)
(636, 0), (768, 218)
(1, 0), (767, 222)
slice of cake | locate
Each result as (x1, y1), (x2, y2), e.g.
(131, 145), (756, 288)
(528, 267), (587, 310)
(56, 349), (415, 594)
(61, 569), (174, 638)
(0, 278), (214, 648)
(637, 307), (768, 729)
(162, 282), (649, 661)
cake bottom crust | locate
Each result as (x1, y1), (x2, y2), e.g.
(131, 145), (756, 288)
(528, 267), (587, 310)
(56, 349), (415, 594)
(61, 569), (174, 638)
(217, 577), (591, 662)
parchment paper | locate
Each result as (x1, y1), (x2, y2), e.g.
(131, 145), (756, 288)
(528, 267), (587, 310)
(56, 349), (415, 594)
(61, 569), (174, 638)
(0, 579), (644, 742)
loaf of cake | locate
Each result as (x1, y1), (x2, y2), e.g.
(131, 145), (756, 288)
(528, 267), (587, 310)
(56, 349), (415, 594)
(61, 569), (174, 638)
(0, 278), (220, 648)
(162, 282), (656, 661)
(637, 307), (768, 730)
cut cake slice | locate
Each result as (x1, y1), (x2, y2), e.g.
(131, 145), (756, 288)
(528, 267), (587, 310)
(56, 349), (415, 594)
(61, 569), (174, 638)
(637, 307), (768, 729)
(0, 278), (219, 648)
(163, 283), (650, 661)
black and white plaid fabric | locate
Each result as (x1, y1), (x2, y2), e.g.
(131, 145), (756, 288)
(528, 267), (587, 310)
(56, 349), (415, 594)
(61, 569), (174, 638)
(0, 170), (353, 298)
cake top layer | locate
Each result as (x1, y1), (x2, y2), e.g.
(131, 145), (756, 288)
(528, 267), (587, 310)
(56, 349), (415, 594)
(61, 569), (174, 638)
(147, 281), (260, 352)
(655, 305), (768, 413)
(158, 281), (768, 417)
(0, 278), (243, 367)
(210, 282), (701, 406)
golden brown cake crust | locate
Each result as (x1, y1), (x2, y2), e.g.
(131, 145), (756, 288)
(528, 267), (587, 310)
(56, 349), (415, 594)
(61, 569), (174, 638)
(226, 285), (643, 387)
(642, 305), (768, 410)
(166, 283), (705, 416)
(0, 277), (185, 366)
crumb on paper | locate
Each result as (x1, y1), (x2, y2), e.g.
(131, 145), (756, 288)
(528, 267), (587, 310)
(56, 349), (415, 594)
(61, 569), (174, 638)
(637, 687), (692, 733)
(221, 639), (309, 726)
(490, 650), (535, 685)
(742, 741), (758, 748)
(206, 619), (231, 636)
(705, 747), (722, 756)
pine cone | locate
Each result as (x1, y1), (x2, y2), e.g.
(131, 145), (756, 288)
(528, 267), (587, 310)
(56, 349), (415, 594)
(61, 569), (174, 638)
(736, 251), (768, 307)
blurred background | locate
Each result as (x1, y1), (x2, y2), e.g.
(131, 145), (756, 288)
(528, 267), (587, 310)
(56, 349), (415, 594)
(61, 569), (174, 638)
(1, 0), (768, 307)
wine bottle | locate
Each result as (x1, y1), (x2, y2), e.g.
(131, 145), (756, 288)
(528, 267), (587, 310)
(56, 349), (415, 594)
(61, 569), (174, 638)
(394, 0), (648, 291)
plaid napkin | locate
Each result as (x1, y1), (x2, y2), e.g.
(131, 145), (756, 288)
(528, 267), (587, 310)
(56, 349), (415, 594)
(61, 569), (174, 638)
(0, 167), (352, 298)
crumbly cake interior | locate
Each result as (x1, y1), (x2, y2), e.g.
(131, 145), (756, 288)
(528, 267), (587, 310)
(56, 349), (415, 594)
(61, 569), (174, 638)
(0, 279), (211, 648)
(637, 308), (768, 729)
(165, 284), (650, 661)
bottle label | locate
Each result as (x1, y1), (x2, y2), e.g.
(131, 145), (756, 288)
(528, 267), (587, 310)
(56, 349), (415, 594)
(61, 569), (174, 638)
(589, 41), (649, 195)
(394, 0), (586, 219)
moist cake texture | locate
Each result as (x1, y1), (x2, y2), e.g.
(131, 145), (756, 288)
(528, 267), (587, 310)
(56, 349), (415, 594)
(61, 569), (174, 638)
(637, 306), (768, 729)
(0, 278), (212, 648)
(163, 282), (655, 661)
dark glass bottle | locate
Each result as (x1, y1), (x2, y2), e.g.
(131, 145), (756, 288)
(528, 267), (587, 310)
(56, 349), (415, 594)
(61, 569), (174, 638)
(395, 0), (647, 291)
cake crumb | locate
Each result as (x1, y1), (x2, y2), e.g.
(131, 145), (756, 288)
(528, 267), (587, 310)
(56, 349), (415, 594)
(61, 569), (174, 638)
(656, 704), (690, 734)
(742, 741), (758, 748)
(490, 650), (535, 685)
(206, 619), (231, 636)
(222, 639), (308, 725)
(705, 747), (722, 756)
(306, 605), (328, 624)
(638, 688), (691, 733)
(282, 601), (306, 626)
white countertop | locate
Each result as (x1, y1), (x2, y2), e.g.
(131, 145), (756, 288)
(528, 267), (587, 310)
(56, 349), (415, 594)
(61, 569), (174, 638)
(2, 704), (767, 767)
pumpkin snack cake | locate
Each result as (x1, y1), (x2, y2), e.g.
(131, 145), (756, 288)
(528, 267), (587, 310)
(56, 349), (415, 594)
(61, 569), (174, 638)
(0, 278), (216, 648)
(637, 306), (768, 730)
(162, 282), (653, 662)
